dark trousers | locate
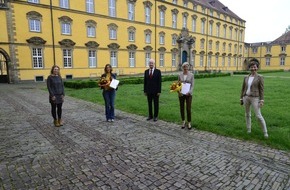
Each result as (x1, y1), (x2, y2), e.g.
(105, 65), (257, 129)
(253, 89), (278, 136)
(179, 95), (192, 122)
(103, 89), (116, 120)
(51, 103), (63, 120)
(147, 93), (159, 118)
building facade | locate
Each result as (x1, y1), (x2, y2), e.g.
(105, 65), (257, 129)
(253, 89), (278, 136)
(245, 30), (290, 70)
(0, 0), (246, 83)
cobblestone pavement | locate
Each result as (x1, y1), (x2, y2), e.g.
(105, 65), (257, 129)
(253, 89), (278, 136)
(0, 83), (289, 190)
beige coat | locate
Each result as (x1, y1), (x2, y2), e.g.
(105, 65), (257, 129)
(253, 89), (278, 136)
(240, 73), (264, 100)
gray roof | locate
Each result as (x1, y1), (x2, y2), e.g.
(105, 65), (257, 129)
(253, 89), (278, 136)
(189, 0), (245, 21)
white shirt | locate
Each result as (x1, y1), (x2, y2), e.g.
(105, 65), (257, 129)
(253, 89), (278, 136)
(246, 76), (254, 95)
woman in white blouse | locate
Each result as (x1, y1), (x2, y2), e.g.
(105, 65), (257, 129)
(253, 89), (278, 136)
(240, 59), (268, 139)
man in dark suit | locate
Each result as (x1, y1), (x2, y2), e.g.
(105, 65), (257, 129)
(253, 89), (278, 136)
(144, 59), (162, 122)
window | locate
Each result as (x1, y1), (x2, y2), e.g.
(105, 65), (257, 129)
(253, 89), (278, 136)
(145, 6), (151, 24)
(209, 22), (213, 35)
(199, 55), (204, 67)
(109, 0), (116, 17)
(63, 49), (72, 68)
(86, 0), (94, 13)
(233, 57), (237, 67)
(32, 48), (43, 68)
(183, 1), (187, 7)
(229, 27), (232, 39)
(281, 46), (286, 52)
(109, 28), (117, 39)
(265, 57), (270, 66)
(61, 23), (71, 35)
(28, 0), (39, 3)
(59, 16), (72, 35)
(201, 20), (205, 34)
(129, 52), (135, 67)
(145, 52), (151, 66)
(192, 17), (196, 32)
(159, 33), (165, 45)
(145, 31), (151, 43)
(266, 46), (271, 53)
(208, 41), (212, 50)
(172, 13), (177, 28)
(128, 2), (135, 21)
(160, 11), (165, 26)
(239, 30), (243, 41)
(215, 55), (218, 67)
(252, 47), (258, 54)
(129, 31), (135, 42)
(88, 50), (96, 68)
(87, 26), (96, 37)
(280, 57), (285, 66)
(172, 0), (177, 4)
(110, 51), (117, 67)
(228, 57), (231, 67)
(172, 34), (177, 45)
(60, 0), (69, 8)
(223, 43), (226, 52)
(216, 42), (219, 51)
(29, 19), (41, 32)
(223, 25), (227, 38)
(216, 24), (220, 37)
(191, 53), (195, 67)
(208, 55), (212, 68)
(182, 14), (187, 28)
(159, 53), (164, 67)
(200, 39), (205, 49)
(222, 56), (225, 67)
(172, 53), (177, 67)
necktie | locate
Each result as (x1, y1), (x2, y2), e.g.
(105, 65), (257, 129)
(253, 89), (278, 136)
(149, 69), (153, 78)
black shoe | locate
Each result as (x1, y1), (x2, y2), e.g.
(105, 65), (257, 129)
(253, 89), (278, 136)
(146, 117), (153, 121)
(153, 117), (158, 122)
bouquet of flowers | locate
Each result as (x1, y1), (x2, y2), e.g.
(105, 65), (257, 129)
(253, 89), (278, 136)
(98, 77), (109, 86)
(170, 81), (182, 93)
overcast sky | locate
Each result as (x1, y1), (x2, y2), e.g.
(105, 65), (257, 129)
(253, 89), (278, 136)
(220, 0), (290, 43)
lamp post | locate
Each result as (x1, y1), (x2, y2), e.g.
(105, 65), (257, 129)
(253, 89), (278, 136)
(50, 0), (56, 66)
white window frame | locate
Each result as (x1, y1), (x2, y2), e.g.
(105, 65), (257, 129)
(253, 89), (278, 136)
(145, 52), (151, 66)
(109, 28), (117, 39)
(88, 50), (97, 68)
(86, 0), (94, 13)
(159, 34), (165, 45)
(128, 2), (135, 21)
(28, 0), (39, 3)
(87, 26), (96, 37)
(110, 51), (117, 67)
(182, 15), (187, 28)
(60, 0), (69, 9)
(265, 57), (270, 66)
(200, 55), (204, 67)
(109, 0), (116, 17)
(145, 33), (151, 44)
(192, 18), (196, 32)
(172, 13), (177, 29)
(32, 47), (43, 68)
(145, 7), (151, 24)
(29, 19), (41, 32)
(160, 10), (165, 26)
(61, 23), (71, 35)
(172, 53), (176, 67)
(129, 31), (135, 42)
(159, 53), (164, 67)
(280, 57), (285, 66)
(129, 52), (135, 67)
(63, 49), (72, 68)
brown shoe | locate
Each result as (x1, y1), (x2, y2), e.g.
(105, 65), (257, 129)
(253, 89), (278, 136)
(54, 120), (60, 127)
(58, 119), (63, 126)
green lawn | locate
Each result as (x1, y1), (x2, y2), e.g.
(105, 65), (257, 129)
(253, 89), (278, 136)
(65, 72), (290, 151)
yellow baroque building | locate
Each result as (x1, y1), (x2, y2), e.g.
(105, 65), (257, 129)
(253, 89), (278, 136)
(245, 30), (290, 71)
(0, 0), (246, 83)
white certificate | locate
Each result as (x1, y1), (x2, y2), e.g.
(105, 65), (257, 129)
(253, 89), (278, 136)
(181, 83), (191, 95)
(109, 79), (120, 89)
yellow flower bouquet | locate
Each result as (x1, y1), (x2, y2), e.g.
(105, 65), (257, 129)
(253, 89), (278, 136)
(98, 77), (109, 86)
(170, 81), (182, 93)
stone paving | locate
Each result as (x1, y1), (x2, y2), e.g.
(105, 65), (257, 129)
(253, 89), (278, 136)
(0, 83), (289, 190)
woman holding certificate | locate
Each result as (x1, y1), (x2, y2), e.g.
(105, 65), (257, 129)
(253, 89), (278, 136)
(98, 64), (118, 122)
(178, 62), (194, 129)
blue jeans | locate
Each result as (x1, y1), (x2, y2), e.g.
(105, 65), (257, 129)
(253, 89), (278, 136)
(103, 89), (116, 120)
